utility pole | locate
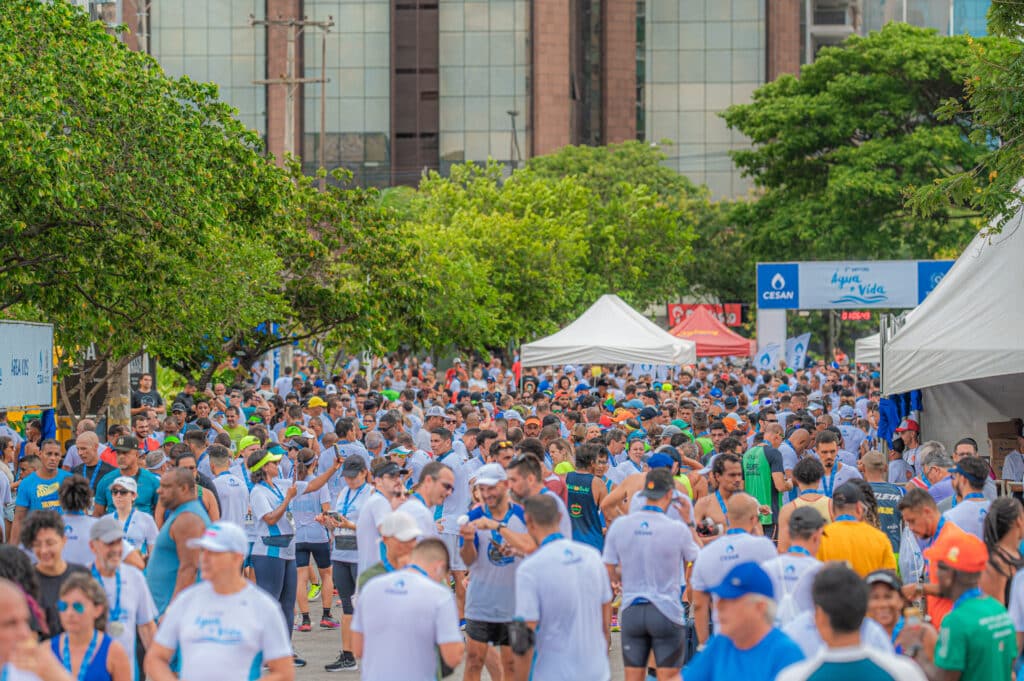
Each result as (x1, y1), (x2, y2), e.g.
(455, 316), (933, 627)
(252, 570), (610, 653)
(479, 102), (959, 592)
(250, 14), (333, 372)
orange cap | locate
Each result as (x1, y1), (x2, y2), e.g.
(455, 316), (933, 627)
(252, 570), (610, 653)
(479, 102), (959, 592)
(923, 530), (988, 573)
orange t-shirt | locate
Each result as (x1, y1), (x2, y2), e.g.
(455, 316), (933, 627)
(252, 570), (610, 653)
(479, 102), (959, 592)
(924, 521), (970, 627)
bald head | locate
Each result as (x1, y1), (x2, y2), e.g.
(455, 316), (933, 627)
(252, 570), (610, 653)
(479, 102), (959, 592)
(76, 431), (100, 465)
(726, 492), (760, 532)
(790, 429), (811, 452)
(76, 418), (97, 435)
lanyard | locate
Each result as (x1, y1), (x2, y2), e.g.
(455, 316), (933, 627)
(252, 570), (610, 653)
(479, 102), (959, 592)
(641, 505), (665, 513)
(953, 492), (985, 508)
(379, 542), (395, 572)
(799, 488), (823, 496)
(725, 528), (746, 535)
(630, 459), (643, 473)
(91, 565), (121, 621)
(412, 492), (428, 508)
(923, 517), (946, 551)
(823, 465), (839, 496)
(87, 463), (103, 489)
(120, 509), (135, 536)
(787, 546), (812, 557)
(340, 483), (367, 517)
(482, 504), (516, 545)
(406, 564), (429, 578)
(952, 587), (983, 611)
(540, 532), (564, 548)
(262, 481), (285, 504)
(437, 450), (454, 463)
(61, 630), (98, 681)
(715, 490), (731, 528)
(835, 514), (857, 522)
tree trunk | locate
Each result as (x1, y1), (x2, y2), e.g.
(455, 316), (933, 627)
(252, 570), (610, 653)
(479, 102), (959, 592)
(107, 359), (132, 428)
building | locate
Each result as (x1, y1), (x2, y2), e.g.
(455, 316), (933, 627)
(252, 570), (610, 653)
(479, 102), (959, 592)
(90, 0), (991, 197)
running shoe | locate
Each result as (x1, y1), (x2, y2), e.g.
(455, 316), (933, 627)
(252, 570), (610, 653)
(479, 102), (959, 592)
(324, 653), (357, 672)
(297, 621), (312, 633)
(320, 615), (340, 629)
(610, 614), (620, 632)
(308, 584), (322, 601)
(293, 654), (307, 668)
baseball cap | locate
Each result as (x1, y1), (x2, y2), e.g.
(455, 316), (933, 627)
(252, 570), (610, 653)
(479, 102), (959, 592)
(504, 410), (525, 424)
(372, 460), (408, 478)
(380, 511), (423, 542)
(110, 476), (138, 494)
(524, 416), (542, 427)
(89, 516), (124, 543)
(895, 418), (920, 433)
(709, 388), (723, 398)
(342, 457), (367, 478)
(171, 402), (187, 413)
(187, 522), (249, 555)
(640, 468), (674, 499)
(923, 530), (988, 573)
(111, 435), (139, 452)
(162, 435), (180, 445)
(832, 482), (864, 507)
(308, 396), (328, 408)
(646, 453), (674, 470)
(325, 384), (338, 395)
(660, 425), (683, 438)
(865, 569), (902, 592)
(473, 463), (507, 486)
(723, 396), (738, 409)
(838, 405), (855, 421)
(237, 435), (261, 452)
(283, 425), (304, 439)
(248, 449), (283, 472)
(638, 407), (659, 422)
(789, 506), (827, 534)
(707, 562), (774, 600)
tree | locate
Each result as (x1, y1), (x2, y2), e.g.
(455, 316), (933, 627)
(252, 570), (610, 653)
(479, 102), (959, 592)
(910, 10), (1024, 226)
(722, 23), (999, 262)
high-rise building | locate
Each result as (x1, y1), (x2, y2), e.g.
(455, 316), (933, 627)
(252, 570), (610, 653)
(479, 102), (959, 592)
(103, 0), (991, 196)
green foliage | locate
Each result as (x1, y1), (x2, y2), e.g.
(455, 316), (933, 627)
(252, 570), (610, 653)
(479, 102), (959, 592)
(723, 23), (993, 261)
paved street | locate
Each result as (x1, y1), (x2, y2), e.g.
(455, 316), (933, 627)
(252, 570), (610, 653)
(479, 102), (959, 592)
(291, 612), (626, 680)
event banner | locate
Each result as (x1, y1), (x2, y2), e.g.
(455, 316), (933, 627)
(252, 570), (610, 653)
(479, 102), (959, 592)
(0, 321), (54, 409)
(756, 260), (954, 310)
(785, 333), (811, 369)
(666, 303), (743, 327)
(756, 343), (782, 371)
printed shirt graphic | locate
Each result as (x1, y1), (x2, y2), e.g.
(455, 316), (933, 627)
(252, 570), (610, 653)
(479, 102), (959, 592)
(15, 470), (70, 511)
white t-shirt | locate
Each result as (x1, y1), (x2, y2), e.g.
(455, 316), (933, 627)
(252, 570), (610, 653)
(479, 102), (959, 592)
(435, 452), (471, 535)
(352, 568), (462, 681)
(782, 611), (894, 659)
(212, 473), (250, 527)
(516, 537), (612, 681)
(690, 530), (778, 628)
(463, 503), (528, 622)
(397, 494), (439, 540)
(106, 509), (159, 558)
(942, 498), (991, 540)
(356, 491), (393, 573)
(154, 581), (292, 681)
(93, 564), (158, 679)
(759, 552), (821, 623)
(62, 513), (97, 566)
(249, 479), (308, 559)
(1001, 451), (1024, 482)
(603, 508), (700, 623)
(329, 482), (371, 564)
(2, 663), (43, 681)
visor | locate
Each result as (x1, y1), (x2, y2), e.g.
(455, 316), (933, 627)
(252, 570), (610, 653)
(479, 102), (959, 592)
(248, 451), (283, 473)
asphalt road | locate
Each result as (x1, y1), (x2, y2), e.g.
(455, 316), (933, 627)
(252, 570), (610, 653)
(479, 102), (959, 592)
(290, 609), (627, 680)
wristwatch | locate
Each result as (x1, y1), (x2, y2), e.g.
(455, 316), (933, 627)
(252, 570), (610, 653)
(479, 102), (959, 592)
(498, 521), (508, 531)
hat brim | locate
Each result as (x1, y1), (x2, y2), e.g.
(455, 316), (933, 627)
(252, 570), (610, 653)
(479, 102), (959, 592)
(474, 477), (506, 487)
(640, 487), (670, 499)
(387, 528), (423, 542)
(92, 530), (124, 544)
(187, 537), (244, 554)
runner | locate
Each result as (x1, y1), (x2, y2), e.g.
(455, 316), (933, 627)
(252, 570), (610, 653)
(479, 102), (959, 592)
(20, 511), (89, 637)
(351, 538), (464, 680)
(564, 443), (608, 551)
(353, 510), (422, 591)
(505, 454), (572, 537)
(776, 458), (830, 552)
(860, 451), (903, 555)
(93, 437), (160, 517)
(57, 476), (97, 567)
(68, 433), (114, 497)
(429, 428), (472, 621)
(759, 507), (824, 625)
(603, 468), (701, 681)
(0, 578), (73, 681)
(742, 423), (789, 539)
(290, 449), (336, 633)
(514, 494), (612, 681)
(692, 453), (743, 538)
(208, 445), (248, 527)
(50, 573), (131, 681)
(816, 482), (896, 577)
(940, 456), (991, 540)
(11, 440), (69, 545)
(396, 461), (453, 539)
(354, 460), (406, 574)
(146, 522), (294, 681)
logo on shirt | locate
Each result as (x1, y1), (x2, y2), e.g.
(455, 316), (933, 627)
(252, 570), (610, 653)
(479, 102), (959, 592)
(486, 540), (515, 567)
(569, 503), (583, 518)
(561, 548), (582, 565)
(385, 578), (408, 595)
(192, 615), (244, 645)
(35, 481), (59, 499)
(634, 520), (653, 537)
(721, 544), (739, 561)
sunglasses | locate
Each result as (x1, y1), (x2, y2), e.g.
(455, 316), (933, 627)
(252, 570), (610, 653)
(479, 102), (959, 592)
(57, 601), (86, 614)
(496, 441), (513, 448)
(111, 489), (133, 496)
(440, 482), (454, 492)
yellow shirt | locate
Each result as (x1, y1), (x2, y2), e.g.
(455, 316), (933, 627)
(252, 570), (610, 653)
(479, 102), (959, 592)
(817, 518), (897, 577)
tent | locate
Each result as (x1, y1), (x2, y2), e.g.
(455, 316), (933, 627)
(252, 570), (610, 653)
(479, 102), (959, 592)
(883, 205), (1024, 451)
(521, 294), (697, 367)
(667, 306), (755, 357)
(854, 333), (880, 364)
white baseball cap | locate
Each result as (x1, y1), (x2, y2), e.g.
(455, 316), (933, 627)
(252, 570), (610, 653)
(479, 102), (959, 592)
(110, 476), (138, 494)
(187, 522), (249, 555)
(473, 463), (507, 487)
(380, 511), (423, 542)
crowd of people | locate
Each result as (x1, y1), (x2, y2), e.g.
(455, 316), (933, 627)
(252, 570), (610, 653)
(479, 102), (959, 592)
(0, 355), (1023, 681)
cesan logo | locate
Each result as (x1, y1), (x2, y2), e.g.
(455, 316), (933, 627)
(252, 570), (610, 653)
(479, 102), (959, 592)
(762, 272), (795, 301)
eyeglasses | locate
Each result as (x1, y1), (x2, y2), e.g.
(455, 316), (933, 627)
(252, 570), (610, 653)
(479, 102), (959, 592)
(111, 489), (132, 496)
(440, 482), (454, 492)
(56, 601), (86, 614)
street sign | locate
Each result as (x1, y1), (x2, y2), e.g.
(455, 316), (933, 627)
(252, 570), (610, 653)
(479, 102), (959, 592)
(0, 321), (54, 409)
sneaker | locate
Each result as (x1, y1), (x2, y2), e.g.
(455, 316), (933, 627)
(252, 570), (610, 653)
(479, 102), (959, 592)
(293, 654), (307, 668)
(297, 621), (312, 633)
(324, 653), (357, 672)
(610, 615), (620, 632)
(320, 615), (340, 629)
(307, 584), (322, 601)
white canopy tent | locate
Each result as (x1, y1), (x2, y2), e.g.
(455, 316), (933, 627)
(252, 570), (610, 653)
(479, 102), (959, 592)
(883, 205), (1024, 451)
(854, 333), (880, 364)
(521, 294), (697, 367)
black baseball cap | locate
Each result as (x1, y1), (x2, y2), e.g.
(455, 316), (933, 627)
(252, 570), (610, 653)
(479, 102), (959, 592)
(832, 482), (864, 507)
(342, 457), (367, 478)
(640, 468), (674, 499)
(112, 435), (139, 452)
(789, 506), (827, 534)
(866, 569), (902, 592)
(372, 460), (407, 478)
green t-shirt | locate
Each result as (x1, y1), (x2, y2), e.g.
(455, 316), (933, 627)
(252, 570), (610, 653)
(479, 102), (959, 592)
(224, 424), (248, 444)
(355, 561), (388, 592)
(742, 446), (775, 525)
(935, 594), (1016, 681)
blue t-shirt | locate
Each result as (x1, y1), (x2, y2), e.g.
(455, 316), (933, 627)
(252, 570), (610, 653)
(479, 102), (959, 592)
(684, 628), (805, 681)
(15, 470), (71, 511)
(95, 469), (161, 514)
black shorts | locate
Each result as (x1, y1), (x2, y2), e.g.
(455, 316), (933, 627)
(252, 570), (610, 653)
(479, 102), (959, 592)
(295, 541), (331, 568)
(620, 602), (685, 669)
(464, 619), (511, 646)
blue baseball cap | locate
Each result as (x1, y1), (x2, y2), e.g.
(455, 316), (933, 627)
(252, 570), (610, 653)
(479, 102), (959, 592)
(708, 562), (774, 600)
(709, 388), (723, 398)
(646, 453), (674, 470)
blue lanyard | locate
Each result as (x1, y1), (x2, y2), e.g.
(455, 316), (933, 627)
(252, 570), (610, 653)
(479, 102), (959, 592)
(120, 508), (135, 536)
(924, 517), (946, 551)
(262, 481), (284, 504)
(412, 492), (428, 508)
(787, 546), (812, 557)
(380, 542), (395, 572)
(715, 491), (731, 528)
(87, 463), (103, 489)
(952, 587), (983, 611)
(341, 484), (367, 516)
(725, 528), (746, 535)
(823, 465), (839, 496)
(641, 505), (664, 513)
(437, 450), (454, 463)
(835, 514), (857, 522)
(953, 492), (985, 508)
(61, 630), (98, 681)
(91, 565), (121, 621)
(482, 504), (515, 545)
(799, 488), (823, 496)
(540, 532), (564, 548)
(406, 564), (430, 578)
(630, 459), (643, 473)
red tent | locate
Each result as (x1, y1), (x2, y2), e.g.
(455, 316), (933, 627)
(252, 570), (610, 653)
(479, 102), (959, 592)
(668, 306), (755, 357)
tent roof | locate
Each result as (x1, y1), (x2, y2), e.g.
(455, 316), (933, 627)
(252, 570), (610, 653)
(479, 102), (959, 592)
(883, 206), (1024, 394)
(667, 306), (754, 357)
(854, 333), (879, 365)
(521, 294), (696, 367)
